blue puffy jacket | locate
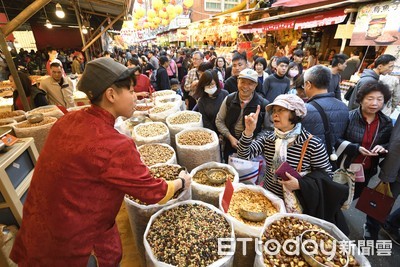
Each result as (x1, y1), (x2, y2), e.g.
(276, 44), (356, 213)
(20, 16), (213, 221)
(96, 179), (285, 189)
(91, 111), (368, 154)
(302, 92), (349, 149)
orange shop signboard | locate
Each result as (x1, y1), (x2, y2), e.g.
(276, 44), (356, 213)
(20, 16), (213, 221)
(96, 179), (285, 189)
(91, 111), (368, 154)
(350, 1), (400, 46)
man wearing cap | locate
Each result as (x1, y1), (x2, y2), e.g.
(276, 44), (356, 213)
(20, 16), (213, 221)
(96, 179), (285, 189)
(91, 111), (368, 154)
(11, 57), (191, 266)
(216, 68), (270, 162)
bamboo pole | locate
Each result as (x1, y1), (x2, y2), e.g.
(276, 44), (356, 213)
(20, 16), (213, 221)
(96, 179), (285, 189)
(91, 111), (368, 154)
(1, 0), (52, 36)
(82, 12), (124, 52)
(0, 32), (30, 111)
(85, 17), (108, 44)
(72, 0), (90, 61)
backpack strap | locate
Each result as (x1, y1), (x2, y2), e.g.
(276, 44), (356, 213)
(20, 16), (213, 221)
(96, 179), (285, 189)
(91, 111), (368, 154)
(297, 135), (313, 172)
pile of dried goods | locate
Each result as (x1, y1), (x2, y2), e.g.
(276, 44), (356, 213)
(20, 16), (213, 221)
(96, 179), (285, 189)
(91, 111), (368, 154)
(177, 130), (213, 146)
(169, 112), (201, 125)
(146, 203), (232, 267)
(262, 217), (360, 267)
(228, 189), (277, 227)
(0, 110), (25, 122)
(193, 168), (234, 187)
(14, 117), (56, 128)
(135, 123), (168, 137)
(138, 144), (175, 166)
(150, 103), (176, 114)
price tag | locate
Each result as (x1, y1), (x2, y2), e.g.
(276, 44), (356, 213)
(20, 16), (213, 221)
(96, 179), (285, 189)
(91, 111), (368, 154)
(1, 134), (18, 146)
(221, 179), (234, 213)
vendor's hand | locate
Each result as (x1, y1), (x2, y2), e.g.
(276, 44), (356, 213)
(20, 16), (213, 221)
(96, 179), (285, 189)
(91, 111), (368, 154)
(244, 105), (260, 136)
(228, 135), (239, 149)
(178, 170), (191, 190)
(359, 146), (378, 157)
(370, 145), (388, 154)
(279, 172), (300, 192)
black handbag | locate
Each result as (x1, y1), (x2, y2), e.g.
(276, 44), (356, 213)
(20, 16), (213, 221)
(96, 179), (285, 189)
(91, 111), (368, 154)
(344, 85), (355, 101)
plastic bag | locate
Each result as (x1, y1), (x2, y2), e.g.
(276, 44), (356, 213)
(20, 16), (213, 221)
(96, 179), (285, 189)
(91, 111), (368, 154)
(133, 122), (170, 146)
(254, 213), (371, 267)
(114, 116), (131, 137)
(13, 116), (57, 152)
(137, 143), (177, 166)
(26, 105), (64, 118)
(175, 127), (220, 171)
(124, 164), (191, 267)
(218, 184), (285, 267)
(190, 162), (239, 207)
(144, 200), (235, 267)
(228, 154), (262, 184)
(166, 111), (203, 148)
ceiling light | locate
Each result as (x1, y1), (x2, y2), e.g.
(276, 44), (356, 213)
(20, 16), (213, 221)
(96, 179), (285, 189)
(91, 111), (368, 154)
(82, 25), (88, 34)
(55, 3), (65, 18)
(45, 19), (53, 29)
(231, 13), (238, 20)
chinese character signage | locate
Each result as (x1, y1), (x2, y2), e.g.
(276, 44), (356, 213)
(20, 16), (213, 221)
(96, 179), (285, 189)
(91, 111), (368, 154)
(350, 1), (400, 46)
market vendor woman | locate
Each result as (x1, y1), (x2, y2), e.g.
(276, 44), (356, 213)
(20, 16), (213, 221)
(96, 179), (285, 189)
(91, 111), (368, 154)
(11, 58), (191, 267)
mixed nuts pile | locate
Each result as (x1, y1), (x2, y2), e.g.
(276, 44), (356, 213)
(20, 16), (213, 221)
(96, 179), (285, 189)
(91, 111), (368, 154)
(262, 217), (359, 267)
(147, 203), (231, 267)
(151, 103), (176, 114)
(138, 144), (174, 166)
(193, 168), (234, 187)
(169, 113), (201, 125)
(15, 117), (56, 128)
(177, 130), (213, 146)
(228, 189), (277, 227)
(135, 123), (168, 137)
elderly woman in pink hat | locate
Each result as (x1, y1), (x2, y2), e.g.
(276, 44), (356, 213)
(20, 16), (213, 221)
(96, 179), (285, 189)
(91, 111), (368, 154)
(237, 94), (332, 200)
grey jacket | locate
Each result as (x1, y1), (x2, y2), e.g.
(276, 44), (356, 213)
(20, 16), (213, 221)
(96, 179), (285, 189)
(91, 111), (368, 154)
(348, 69), (379, 110)
(379, 114), (400, 182)
(302, 92), (349, 149)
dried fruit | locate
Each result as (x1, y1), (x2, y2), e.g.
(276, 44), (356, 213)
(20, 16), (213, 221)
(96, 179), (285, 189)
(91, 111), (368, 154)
(0, 111), (24, 119)
(150, 103), (176, 114)
(169, 112), (201, 125)
(177, 130), (213, 146)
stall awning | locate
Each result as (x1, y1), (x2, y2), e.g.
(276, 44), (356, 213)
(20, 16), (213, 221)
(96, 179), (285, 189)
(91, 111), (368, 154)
(239, 19), (295, 33)
(294, 9), (347, 29)
(272, 0), (331, 8)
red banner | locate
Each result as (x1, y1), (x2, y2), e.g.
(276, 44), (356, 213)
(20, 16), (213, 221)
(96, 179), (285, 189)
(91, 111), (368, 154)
(294, 9), (347, 30)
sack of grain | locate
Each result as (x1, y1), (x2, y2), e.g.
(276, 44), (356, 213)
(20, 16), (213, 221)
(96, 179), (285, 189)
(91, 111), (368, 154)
(133, 103), (154, 117)
(133, 122), (170, 146)
(154, 94), (182, 108)
(0, 118), (17, 128)
(144, 200), (235, 267)
(124, 163), (191, 267)
(26, 105), (64, 118)
(13, 116), (57, 152)
(190, 162), (239, 207)
(0, 110), (25, 122)
(254, 213), (371, 267)
(137, 143), (177, 166)
(151, 90), (176, 98)
(218, 184), (285, 267)
(175, 127), (220, 171)
(166, 111), (203, 148)
(148, 103), (180, 123)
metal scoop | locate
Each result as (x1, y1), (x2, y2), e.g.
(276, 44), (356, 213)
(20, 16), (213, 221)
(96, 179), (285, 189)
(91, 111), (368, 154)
(206, 169), (228, 185)
(239, 208), (268, 222)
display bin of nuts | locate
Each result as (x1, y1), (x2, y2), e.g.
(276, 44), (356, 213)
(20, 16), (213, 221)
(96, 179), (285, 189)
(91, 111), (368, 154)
(149, 103), (181, 123)
(137, 143), (177, 166)
(155, 94), (183, 110)
(151, 90), (176, 98)
(175, 128), (220, 172)
(166, 111), (203, 148)
(133, 103), (154, 116)
(190, 162), (239, 208)
(12, 116), (57, 152)
(26, 105), (64, 119)
(124, 163), (191, 267)
(218, 184), (285, 267)
(0, 118), (17, 128)
(144, 200), (235, 267)
(133, 122), (170, 146)
(254, 214), (371, 267)
(0, 110), (26, 122)
(67, 105), (91, 112)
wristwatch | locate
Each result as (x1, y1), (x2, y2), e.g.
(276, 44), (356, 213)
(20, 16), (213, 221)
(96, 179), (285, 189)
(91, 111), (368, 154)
(179, 177), (185, 189)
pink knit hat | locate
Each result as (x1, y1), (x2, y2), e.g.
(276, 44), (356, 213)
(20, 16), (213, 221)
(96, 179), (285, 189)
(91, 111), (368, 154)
(266, 94), (307, 118)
